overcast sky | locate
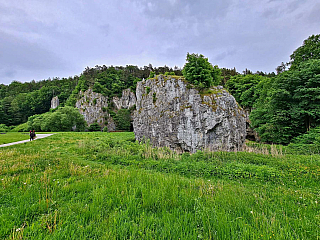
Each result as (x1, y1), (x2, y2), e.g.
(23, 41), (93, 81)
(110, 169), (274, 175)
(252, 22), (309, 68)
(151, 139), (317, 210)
(0, 0), (319, 85)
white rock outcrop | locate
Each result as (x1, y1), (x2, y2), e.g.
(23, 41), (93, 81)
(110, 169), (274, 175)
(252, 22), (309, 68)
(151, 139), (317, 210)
(133, 75), (247, 153)
(75, 88), (108, 126)
(51, 96), (59, 109)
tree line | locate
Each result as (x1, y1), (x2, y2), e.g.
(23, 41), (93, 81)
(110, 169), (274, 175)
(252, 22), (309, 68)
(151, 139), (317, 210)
(1, 34), (319, 146)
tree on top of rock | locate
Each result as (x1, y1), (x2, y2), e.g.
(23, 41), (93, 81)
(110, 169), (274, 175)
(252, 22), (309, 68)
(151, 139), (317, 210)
(182, 53), (220, 89)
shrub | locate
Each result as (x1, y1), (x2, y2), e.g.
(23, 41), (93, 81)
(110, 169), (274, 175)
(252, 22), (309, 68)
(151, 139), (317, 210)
(145, 87), (151, 95)
(10, 123), (29, 132)
(0, 124), (9, 132)
(114, 109), (131, 131)
(88, 122), (101, 132)
(27, 107), (86, 132)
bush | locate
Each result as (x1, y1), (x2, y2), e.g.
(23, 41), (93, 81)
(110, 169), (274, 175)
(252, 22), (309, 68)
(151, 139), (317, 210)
(114, 109), (131, 131)
(88, 123), (101, 132)
(287, 127), (320, 154)
(10, 123), (29, 132)
(103, 126), (108, 132)
(0, 124), (9, 132)
(28, 107), (86, 132)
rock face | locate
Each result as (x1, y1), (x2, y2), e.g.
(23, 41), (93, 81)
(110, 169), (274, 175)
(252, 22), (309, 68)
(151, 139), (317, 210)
(51, 96), (59, 109)
(113, 88), (136, 110)
(133, 75), (247, 153)
(75, 88), (108, 127)
(75, 88), (137, 131)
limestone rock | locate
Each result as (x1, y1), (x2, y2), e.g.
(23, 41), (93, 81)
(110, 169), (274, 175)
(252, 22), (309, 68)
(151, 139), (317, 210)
(133, 75), (247, 153)
(51, 96), (59, 109)
(75, 88), (108, 126)
(113, 88), (136, 110)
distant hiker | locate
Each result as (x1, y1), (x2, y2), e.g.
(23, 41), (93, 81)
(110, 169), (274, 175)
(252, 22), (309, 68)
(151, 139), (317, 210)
(32, 130), (36, 140)
(29, 130), (33, 141)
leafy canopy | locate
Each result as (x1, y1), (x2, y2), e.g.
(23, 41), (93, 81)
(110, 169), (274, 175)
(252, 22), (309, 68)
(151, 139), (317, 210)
(250, 59), (320, 144)
(182, 53), (221, 89)
(28, 106), (86, 132)
(290, 34), (320, 70)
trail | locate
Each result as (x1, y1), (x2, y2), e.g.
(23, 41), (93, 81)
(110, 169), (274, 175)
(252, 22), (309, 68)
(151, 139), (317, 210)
(0, 134), (55, 148)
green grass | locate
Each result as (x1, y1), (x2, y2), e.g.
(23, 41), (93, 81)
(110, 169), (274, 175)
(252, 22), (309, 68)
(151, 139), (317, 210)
(0, 132), (30, 144)
(0, 132), (319, 239)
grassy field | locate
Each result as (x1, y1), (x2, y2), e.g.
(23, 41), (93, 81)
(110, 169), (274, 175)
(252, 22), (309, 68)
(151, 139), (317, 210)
(0, 133), (30, 145)
(0, 132), (319, 239)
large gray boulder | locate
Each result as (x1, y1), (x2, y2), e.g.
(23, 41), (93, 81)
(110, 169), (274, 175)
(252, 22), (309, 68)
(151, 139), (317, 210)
(133, 75), (247, 153)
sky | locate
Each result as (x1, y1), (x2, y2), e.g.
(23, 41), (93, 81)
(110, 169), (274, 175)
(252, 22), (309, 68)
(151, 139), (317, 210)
(0, 0), (319, 85)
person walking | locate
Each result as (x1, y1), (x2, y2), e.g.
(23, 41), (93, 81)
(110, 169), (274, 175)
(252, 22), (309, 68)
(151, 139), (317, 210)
(29, 130), (33, 141)
(32, 130), (36, 140)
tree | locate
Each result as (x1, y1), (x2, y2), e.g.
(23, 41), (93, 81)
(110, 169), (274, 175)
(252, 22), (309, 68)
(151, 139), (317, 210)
(182, 53), (215, 89)
(88, 122), (101, 131)
(28, 107), (86, 132)
(226, 74), (267, 110)
(290, 34), (320, 70)
(250, 59), (320, 144)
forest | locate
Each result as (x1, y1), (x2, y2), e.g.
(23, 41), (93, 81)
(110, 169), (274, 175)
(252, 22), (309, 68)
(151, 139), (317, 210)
(0, 34), (320, 146)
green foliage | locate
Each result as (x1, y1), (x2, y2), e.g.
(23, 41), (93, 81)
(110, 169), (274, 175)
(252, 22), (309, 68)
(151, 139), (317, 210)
(88, 122), (101, 132)
(226, 74), (267, 109)
(291, 126), (320, 144)
(145, 86), (151, 94)
(10, 122), (29, 132)
(27, 107), (86, 132)
(93, 98), (97, 105)
(212, 65), (222, 86)
(182, 53), (215, 89)
(149, 71), (155, 78)
(251, 59), (320, 144)
(290, 34), (320, 70)
(0, 132), (319, 239)
(286, 127), (320, 154)
(113, 109), (131, 131)
(0, 124), (9, 132)
(152, 92), (157, 104)
(103, 126), (108, 132)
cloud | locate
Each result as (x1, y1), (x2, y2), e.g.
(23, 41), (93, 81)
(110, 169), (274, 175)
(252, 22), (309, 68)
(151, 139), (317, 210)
(0, 0), (319, 85)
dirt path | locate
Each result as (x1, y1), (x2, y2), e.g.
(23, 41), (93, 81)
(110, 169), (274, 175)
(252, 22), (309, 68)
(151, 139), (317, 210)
(0, 134), (55, 148)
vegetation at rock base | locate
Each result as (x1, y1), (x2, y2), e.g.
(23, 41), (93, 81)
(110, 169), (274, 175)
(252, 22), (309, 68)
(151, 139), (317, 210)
(27, 107), (86, 132)
(88, 122), (101, 132)
(0, 132), (319, 239)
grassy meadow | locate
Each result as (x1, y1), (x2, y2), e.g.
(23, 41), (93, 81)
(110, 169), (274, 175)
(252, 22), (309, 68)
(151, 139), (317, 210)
(0, 132), (319, 239)
(0, 133), (31, 145)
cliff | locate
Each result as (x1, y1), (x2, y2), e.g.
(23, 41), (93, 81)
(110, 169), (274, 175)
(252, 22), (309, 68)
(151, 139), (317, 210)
(75, 88), (136, 131)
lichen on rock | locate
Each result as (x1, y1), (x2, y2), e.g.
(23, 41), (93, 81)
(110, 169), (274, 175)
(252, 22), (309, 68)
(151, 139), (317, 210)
(133, 75), (247, 153)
